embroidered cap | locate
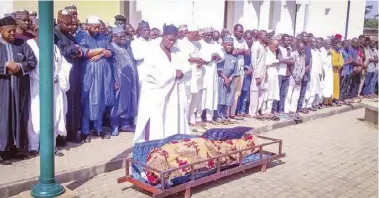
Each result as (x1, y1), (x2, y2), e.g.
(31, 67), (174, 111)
(178, 24), (188, 31)
(223, 36), (233, 44)
(86, 16), (101, 25)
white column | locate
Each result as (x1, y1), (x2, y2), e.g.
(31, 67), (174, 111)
(258, 0), (271, 30)
(347, 0), (365, 39)
(295, 3), (306, 35)
(274, 0), (296, 35)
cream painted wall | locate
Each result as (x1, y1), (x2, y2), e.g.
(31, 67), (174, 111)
(347, 0), (366, 39)
(193, 0), (225, 31)
(273, 0), (296, 35)
(305, 1), (348, 38)
(231, 0), (260, 31)
(0, 0), (14, 17)
(12, 0), (121, 25)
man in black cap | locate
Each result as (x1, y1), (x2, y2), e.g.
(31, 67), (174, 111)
(114, 15), (127, 28)
(134, 24), (190, 143)
(0, 16), (37, 165)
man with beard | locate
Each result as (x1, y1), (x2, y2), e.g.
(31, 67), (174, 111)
(0, 16), (37, 165)
(108, 27), (139, 135)
(134, 24), (190, 143)
(14, 10), (34, 40)
(54, 9), (83, 143)
(197, 27), (224, 125)
(75, 16), (115, 143)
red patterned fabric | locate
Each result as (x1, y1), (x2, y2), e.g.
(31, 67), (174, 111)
(145, 134), (258, 185)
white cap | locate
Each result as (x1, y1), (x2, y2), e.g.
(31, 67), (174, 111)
(188, 24), (199, 32)
(86, 16), (101, 25)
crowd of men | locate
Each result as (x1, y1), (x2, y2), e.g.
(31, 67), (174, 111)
(0, 5), (377, 165)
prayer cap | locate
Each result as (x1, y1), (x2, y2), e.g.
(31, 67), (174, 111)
(138, 20), (150, 29)
(334, 34), (342, 41)
(223, 36), (233, 44)
(14, 10), (29, 20)
(202, 27), (214, 34)
(0, 16), (17, 27)
(114, 15), (127, 22)
(65, 5), (77, 11)
(57, 9), (73, 23)
(86, 16), (101, 25)
(112, 26), (125, 35)
(187, 24), (198, 32)
(163, 24), (178, 36)
(178, 24), (188, 31)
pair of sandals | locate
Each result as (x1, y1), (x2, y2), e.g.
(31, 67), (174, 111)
(253, 114), (280, 121)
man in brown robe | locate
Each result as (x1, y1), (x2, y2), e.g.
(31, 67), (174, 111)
(0, 16), (37, 165)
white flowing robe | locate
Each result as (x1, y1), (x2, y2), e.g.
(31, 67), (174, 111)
(306, 49), (322, 99)
(265, 49), (280, 100)
(131, 37), (152, 85)
(198, 40), (225, 112)
(320, 47), (333, 98)
(134, 45), (190, 143)
(28, 39), (72, 146)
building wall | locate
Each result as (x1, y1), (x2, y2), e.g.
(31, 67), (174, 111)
(305, 1), (348, 38)
(1, 0), (366, 40)
(12, 0), (121, 25)
(347, 0), (366, 39)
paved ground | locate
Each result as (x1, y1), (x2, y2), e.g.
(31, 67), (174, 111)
(1, 101), (361, 187)
(70, 109), (378, 198)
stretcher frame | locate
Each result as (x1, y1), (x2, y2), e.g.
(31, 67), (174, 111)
(117, 135), (285, 198)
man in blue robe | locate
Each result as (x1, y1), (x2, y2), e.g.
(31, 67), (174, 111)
(108, 27), (139, 136)
(75, 16), (115, 143)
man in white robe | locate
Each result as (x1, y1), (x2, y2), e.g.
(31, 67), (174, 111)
(176, 25), (205, 127)
(262, 38), (280, 115)
(134, 25), (190, 143)
(27, 33), (72, 156)
(304, 37), (323, 110)
(249, 30), (268, 117)
(197, 27), (225, 124)
(131, 20), (151, 87)
(320, 39), (333, 103)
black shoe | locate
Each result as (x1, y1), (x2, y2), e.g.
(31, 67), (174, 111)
(9, 148), (28, 159)
(28, 150), (39, 158)
(100, 133), (111, 139)
(56, 135), (67, 147)
(81, 134), (91, 143)
(54, 148), (64, 157)
(0, 152), (12, 165)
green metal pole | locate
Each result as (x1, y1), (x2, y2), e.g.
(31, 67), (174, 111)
(31, 0), (65, 197)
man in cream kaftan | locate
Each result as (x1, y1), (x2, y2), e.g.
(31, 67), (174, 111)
(249, 31), (268, 116)
(27, 39), (72, 153)
(320, 40), (333, 100)
(176, 27), (204, 125)
(263, 39), (280, 115)
(305, 40), (322, 109)
(197, 28), (225, 122)
(130, 20), (151, 88)
(134, 25), (190, 143)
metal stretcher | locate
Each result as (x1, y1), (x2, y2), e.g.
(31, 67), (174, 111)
(117, 135), (285, 198)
